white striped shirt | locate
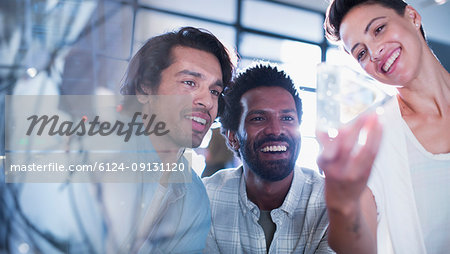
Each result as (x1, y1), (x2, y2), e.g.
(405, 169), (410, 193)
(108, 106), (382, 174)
(203, 166), (334, 254)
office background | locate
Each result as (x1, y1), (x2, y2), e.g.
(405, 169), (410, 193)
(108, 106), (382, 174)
(1, 0), (449, 175)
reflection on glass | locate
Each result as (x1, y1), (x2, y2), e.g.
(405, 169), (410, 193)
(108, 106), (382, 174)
(316, 63), (390, 137)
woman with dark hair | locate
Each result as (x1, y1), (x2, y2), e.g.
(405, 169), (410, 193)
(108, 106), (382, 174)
(318, 0), (449, 253)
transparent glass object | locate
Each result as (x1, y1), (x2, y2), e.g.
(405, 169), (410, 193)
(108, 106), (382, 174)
(316, 63), (390, 137)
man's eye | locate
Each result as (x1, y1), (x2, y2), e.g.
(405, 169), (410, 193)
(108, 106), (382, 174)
(357, 49), (366, 62)
(250, 117), (264, 122)
(183, 81), (195, 87)
(281, 116), (294, 121)
(210, 89), (221, 97)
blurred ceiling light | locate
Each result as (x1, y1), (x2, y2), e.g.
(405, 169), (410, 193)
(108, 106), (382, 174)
(26, 67), (38, 78)
(434, 0), (447, 5)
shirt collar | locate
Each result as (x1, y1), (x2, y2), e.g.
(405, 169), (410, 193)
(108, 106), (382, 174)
(278, 166), (305, 217)
(238, 166), (259, 218)
(238, 166), (306, 218)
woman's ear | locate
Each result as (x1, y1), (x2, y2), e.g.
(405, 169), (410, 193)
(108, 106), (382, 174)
(405, 5), (421, 30)
(226, 130), (240, 151)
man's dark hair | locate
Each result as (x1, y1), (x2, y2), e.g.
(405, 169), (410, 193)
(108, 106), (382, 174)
(220, 64), (302, 133)
(324, 0), (425, 42)
(120, 26), (234, 116)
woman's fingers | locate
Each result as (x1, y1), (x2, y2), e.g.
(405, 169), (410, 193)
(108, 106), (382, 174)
(317, 113), (383, 199)
(348, 114), (383, 181)
(317, 114), (374, 176)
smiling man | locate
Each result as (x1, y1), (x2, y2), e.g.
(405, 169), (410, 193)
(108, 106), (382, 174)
(114, 26), (234, 253)
(122, 27), (233, 159)
(202, 64), (333, 253)
(2, 27), (234, 254)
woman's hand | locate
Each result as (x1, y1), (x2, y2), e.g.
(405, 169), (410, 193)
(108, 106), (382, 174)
(317, 113), (382, 213)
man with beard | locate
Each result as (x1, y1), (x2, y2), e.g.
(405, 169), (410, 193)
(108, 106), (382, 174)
(202, 64), (333, 253)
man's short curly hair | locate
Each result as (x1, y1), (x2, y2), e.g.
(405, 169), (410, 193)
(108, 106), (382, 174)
(220, 63), (302, 133)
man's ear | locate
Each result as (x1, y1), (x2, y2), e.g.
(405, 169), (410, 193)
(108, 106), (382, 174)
(135, 83), (152, 104)
(226, 130), (240, 151)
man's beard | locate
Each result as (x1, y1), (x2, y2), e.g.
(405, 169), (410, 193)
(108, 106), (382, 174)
(239, 134), (299, 182)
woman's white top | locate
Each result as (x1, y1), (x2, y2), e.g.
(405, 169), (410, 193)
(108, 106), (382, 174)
(402, 118), (450, 254)
(368, 97), (449, 254)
